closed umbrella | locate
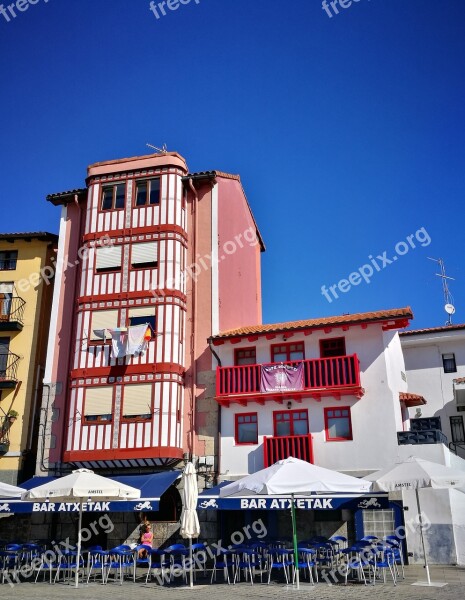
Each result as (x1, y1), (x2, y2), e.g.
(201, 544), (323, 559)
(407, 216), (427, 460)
(220, 457), (371, 589)
(180, 462), (200, 588)
(22, 469), (140, 588)
(0, 481), (25, 498)
(364, 456), (465, 587)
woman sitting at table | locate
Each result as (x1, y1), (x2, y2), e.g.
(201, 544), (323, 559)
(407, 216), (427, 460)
(139, 523), (154, 557)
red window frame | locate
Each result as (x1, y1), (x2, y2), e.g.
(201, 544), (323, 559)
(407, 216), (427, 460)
(129, 241), (159, 272)
(324, 406), (353, 441)
(235, 412), (258, 445)
(273, 409), (309, 437)
(320, 337), (346, 358)
(133, 177), (161, 207)
(270, 342), (305, 363)
(234, 347), (257, 366)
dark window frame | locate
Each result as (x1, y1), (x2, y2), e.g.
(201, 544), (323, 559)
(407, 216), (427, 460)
(100, 182), (126, 211)
(320, 337), (346, 358)
(442, 353), (457, 373)
(134, 177), (161, 207)
(0, 251), (18, 271)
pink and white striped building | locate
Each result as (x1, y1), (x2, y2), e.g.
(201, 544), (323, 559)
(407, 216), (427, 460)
(38, 151), (263, 476)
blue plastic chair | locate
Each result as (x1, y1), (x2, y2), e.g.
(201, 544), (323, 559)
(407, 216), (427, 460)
(344, 546), (376, 586)
(211, 550), (234, 584)
(133, 544), (152, 582)
(373, 545), (396, 586)
(145, 549), (169, 585)
(293, 547), (317, 585)
(267, 548), (293, 585)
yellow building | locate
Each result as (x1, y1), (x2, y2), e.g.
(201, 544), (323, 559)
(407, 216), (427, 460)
(0, 232), (57, 484)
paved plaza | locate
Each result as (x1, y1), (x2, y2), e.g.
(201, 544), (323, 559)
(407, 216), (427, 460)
(0, 566), (464, 600)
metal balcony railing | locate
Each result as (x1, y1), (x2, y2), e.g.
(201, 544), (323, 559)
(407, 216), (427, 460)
(397, 429), (448, 446)
(264, 434), (313, 467)
(0, 352), (21, 386)
(217, 355), (361, 397)
(0, 296), (26, 326)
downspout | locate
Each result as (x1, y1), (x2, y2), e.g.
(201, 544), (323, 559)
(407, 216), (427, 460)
(37, 383), (52, 473)
(188, 178), (198, 458)
(208, 339), (222, 483)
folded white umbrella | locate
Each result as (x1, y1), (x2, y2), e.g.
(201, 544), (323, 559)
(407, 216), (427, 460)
(0, 481), (26, 498)
(23, 469), (140, 588)
(180, 462), (200, 588)
(364, 456), (465, 587)
(221, 457), (371, 589)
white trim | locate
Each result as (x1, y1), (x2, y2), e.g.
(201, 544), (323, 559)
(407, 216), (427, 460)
(211, 182), (219, 335)
(44, 206), (68, 383)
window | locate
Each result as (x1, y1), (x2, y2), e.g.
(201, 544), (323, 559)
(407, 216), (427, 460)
(131, 242), (158, 269)
(0, 251), (18, 271)
(122, 384), (152, 420)
(442, 353), (457, 373)
(235, 347), (257, 366)
(0, 337), (10, 377)
(90, 310), (119, 341)
(0, 283), (13, 320)
(271, 342), (304, 363)
(95, 245), (122, 273)
(135, 178), (161, 206)
(274, 410), (308, 437)
(84, 387), (113, 422)
(101, 183), (126, 211)
(325, 407), (352, 441)
(235, 413), (258, 444)
(128, 307), (156, 333)
(320, 337), (346, 358)
(450, 416), (465, 444)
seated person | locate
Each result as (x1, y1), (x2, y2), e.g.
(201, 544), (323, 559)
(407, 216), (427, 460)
(139, 523), (154, 557)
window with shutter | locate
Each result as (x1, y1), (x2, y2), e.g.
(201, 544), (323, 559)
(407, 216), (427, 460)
(131, 242), (158, 269)
(122, 384), (152, 420)
(90, 310), (119, 340)
(84, 387), (113, 422)
(95, 245), (122, 272)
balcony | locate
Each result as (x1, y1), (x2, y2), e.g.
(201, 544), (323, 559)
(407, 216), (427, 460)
(0, 297), (25, 331)
(397, 429), (448, 446)
(264, 434), (313, 467)
(0, 352), (21, 389)
(216, 354), (363, 406)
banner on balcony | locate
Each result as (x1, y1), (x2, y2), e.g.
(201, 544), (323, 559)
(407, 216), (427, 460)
(260, 362), (304, 393)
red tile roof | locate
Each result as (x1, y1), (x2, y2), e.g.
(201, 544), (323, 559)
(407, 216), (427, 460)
(400, 324), (465, 336)
(399, 392), (427, 407)
(0, 232), (58, 242)
(211, 307), (413, 340)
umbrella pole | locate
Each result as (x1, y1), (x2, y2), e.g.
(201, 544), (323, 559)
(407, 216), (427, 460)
(291, 494), (299, 589)
(75, 502), (83, 588)
(415, 489), (431, 585)
(190, 538), (194, 588)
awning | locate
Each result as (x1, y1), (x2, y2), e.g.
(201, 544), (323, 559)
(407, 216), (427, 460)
(197, 482), (389, 511)
(0, 471), (181, 514)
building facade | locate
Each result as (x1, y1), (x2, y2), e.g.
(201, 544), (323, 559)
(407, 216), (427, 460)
(0, 232), (57, 485)
(37, 151), (263, 484)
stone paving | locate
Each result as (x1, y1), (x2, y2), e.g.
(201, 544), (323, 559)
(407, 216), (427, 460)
(0, 566), (465, 600)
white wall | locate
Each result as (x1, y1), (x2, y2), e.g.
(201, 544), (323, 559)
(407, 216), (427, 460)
(219, 324), (405, 478)
(401, 330), (465, 445)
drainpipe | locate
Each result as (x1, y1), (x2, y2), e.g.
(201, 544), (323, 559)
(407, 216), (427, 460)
(37, 383), (52, 473)
(208, 339), (222, 483)
(188, 178), (198, 458)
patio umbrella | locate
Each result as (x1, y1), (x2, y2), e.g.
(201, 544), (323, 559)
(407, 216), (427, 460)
(364, 456), (465, 587)
(180, 462), (200, 588)
(220, 457), (371, 589)
(0, 481), (26, 498)
(22, 468), (140, 588)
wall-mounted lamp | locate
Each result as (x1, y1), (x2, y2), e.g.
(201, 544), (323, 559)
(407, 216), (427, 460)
(287, 401), (292, 410)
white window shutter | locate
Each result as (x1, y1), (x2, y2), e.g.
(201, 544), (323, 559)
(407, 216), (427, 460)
(0, 283), (13, 294)
(84, 387), (113, 416)
(123, 384), (152, 417)
(128, 307), (156, 319)
(91, 309), (119, 340)
(95, 245), (122, 270)
(131, 242), (157, 265)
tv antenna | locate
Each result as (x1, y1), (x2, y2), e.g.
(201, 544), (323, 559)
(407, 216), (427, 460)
(146, 143), (168, 154)
(427, 257), (456, 325)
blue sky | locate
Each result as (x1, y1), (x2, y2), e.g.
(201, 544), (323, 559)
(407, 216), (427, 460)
(0, 0), (464, 329)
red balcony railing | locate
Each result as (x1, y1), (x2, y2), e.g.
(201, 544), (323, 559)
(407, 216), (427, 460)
(216, 355), (362, 404)
(264, 434), (313, 467)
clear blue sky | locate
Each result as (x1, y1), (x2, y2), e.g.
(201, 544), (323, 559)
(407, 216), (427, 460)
(1, 0), (464, 330)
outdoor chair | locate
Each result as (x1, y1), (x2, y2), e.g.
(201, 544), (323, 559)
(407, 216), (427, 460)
(34, 551), (60, 584)
(267, 548), (293, 585)
(165, 544), (189, 583)
(343, 546), (376, 586)
(105, 548), (134, 585)
(145, 549), (169, 585)
(54, 549), (85, 585)
(191, 542), (208, 579)
(233, 547), (263, 585)
(211, 550), (234, 584)
(372, 545), (396, 586)
(383, 537), (405, 579)
(86, 549), (110, 584)
(293, 547), (317, 585)
(133, 544), (152, 582)
(0, 549), (21, 584)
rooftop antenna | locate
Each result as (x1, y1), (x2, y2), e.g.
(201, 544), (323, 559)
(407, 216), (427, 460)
(427, 257), (456, 325)
(146, 143), (168, 154)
